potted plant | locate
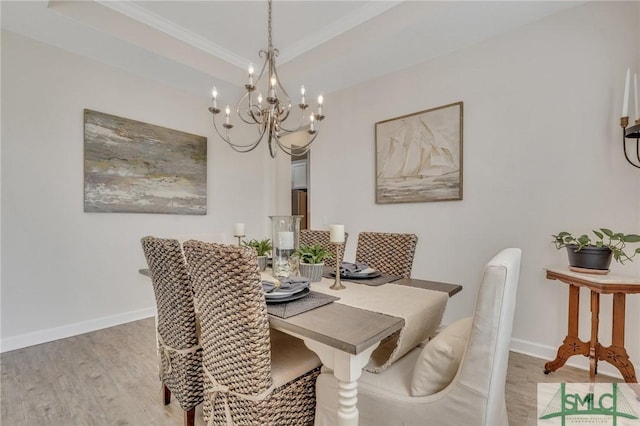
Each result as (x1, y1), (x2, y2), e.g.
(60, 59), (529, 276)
(293, 244), (333, 282)
(243, 238), (272, 271)
(552, 228), (640, 272)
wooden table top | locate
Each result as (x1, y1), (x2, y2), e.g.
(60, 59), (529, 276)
(268, 303), (404, 355)
(394, 277), (462, 297)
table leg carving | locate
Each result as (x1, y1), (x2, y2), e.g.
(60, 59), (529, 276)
(597, 344), (638, 383)
(303, 339), (380, 426)
(337, 380), (358, 424)
(544, 335), (589, 374)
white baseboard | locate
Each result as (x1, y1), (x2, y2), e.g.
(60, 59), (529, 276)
(510, 337), (623, 380)
(0, 307), (156, 353)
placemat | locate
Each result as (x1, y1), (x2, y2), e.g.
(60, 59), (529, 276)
(322, 268), (401, 286)
(267, 291), (340, 318)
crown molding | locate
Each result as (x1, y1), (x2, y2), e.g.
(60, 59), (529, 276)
(96, 0), (250, 69)
(278, 1), (402, 64)
(96, 1), (401, 68)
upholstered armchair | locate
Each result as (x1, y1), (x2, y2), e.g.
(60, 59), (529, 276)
(315, 248), (522, 426)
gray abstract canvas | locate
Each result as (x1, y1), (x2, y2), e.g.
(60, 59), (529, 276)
(84, 109), (207, 214)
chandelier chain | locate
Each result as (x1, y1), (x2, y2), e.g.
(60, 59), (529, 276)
(267, 0), (273, 52)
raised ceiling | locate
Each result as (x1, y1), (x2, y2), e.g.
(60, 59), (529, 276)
(1, 1), (582, 100)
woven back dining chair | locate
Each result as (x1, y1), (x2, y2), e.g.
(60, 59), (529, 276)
(299, 229), (349, 268)
(183, 240), (321, 426)
(140, 236), (204, 426)
(355, 232), (418, 278)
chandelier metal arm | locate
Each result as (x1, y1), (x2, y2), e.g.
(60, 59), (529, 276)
(277, 111), (312, 133)
(210, 114), (267, 153)
(237, 92), (265, 126)
(272, 129), (320, 156)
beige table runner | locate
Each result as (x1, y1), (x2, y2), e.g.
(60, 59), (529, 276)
(276, 275), (447, 373)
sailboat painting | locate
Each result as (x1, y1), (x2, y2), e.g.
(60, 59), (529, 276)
(375, 102), (463, 203)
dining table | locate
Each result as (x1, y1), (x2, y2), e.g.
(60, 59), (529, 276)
(138, 267), (461, 426)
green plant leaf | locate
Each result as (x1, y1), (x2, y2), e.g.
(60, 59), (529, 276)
(601, 228), (613, 237)
(577, 235), (590, 245)
(593, 230), (604, 239)
(623, 234), (640, 243)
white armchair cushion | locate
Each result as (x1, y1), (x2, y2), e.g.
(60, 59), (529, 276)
(410, 316), (472, 396)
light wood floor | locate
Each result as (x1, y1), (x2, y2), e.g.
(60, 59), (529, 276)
(0, 318), (622, 426)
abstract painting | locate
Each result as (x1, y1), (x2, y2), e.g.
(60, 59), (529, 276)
(375, 102), (463, 204)
(84, 109), (207, 214)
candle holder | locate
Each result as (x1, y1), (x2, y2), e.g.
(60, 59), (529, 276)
(270, 215), (302, 278)
(330, 242), (346, 290)
(234, 234), (245, 246)
(620, 116), (640, 169)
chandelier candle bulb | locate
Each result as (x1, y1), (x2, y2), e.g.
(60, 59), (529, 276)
(212, 87), (218, 108)
(622, 67), (630, 117)
(330, 225), (345, 243)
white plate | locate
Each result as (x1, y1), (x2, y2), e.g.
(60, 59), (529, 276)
(264, 286), (308, 299)
(265, 288), (310, 304)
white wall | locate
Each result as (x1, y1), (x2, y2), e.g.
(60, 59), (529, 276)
(311, 1), (640, 376)
(0, 31), (274, 351)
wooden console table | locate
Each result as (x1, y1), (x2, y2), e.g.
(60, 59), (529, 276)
(544, 267), (640, 395)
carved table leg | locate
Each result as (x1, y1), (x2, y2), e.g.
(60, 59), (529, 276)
(545, 336), (590, 373)
(598, 293), (640, 399)
(545, 284), (589, 374)
(589, 291), (600, 380)
(304, 339), (380, 426)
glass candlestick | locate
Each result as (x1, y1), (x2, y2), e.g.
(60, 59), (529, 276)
(330, 242), (346, 290)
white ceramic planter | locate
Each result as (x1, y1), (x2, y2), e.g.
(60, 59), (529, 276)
(299, 263), (324, 282)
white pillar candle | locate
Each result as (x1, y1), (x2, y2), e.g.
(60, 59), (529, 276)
(234, 223), (245, 236)
(622, 68), (630, 117)
(330, 225), (345, 243)
(634, 73), (638, 121)
(278, 231), (294, 250)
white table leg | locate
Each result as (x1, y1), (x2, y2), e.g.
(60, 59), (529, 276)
(304, 340), (379, 426)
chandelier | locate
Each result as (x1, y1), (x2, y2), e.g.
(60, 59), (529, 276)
(208, 0), (325, 158)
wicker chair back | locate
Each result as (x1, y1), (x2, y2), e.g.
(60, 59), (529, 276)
(140, 236), (204, 414)
(355, 232), (418, 278)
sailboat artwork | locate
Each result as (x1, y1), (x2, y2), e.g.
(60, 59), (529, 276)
(375, 102), (463, 203)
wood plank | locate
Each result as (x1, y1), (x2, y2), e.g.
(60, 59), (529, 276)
(269, 303), (404, 354)
(394, 277), (462, 297)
